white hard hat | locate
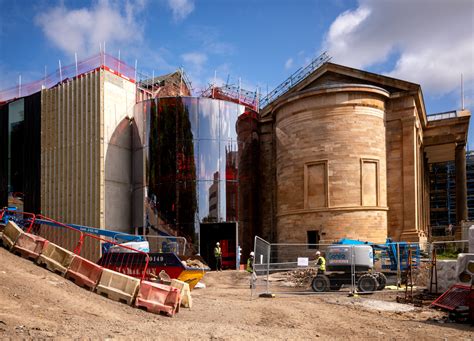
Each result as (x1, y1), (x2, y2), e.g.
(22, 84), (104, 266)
(250, 251), (255, 256)
(216, 242), (220, 245)
(315, 251), (321, 255)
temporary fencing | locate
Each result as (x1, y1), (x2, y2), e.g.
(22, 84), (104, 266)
(252, 236), (429, 297)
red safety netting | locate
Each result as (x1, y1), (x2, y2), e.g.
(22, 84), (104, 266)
(0, 53), (135, 103)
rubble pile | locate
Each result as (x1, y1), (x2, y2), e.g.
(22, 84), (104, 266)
(268, 268), (317, 287)
(184, 259), (207, 269)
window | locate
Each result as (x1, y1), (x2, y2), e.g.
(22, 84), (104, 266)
(361, 159), (379, 206)
(304, 161), (328, 208)
(307, 230), (320, 249)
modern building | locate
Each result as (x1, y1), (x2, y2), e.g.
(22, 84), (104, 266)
(0, 54), (471, 264)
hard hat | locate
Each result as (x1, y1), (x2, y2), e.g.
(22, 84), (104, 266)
(315, 251), (321, 255)
(250, 251), (255, 257)
(216, 242), (220, 245)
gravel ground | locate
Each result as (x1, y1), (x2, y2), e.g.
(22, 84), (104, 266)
(0, 246), (473, 340)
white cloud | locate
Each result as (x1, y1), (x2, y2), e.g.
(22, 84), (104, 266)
(323, 0), (474, 95)
(35, 0), (146, 57)
(167, 0), (194, 22)
(182, 52), (207, 73)
(284, 58), (294, 70)
(181, 52), (208, 90)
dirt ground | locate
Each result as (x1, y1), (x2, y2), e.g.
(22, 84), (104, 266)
(0, 247), (472, 340)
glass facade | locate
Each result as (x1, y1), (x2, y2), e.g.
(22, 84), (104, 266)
(8, 99), (25, 210)
(133, 97), (251, 242)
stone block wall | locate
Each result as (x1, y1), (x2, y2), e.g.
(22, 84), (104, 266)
(271, 85), (390, 244)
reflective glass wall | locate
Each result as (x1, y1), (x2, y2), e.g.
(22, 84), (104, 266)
(133, 97), (255, 244)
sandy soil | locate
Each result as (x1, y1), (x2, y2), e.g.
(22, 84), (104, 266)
(0, 247), (472, 340)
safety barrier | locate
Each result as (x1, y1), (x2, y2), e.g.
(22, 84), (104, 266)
(170, 279), (192, 309)
(96, 268), (140, 305)
(0, 209), (36, 232)
(31, 215), (150, 282)
(11, 232), (48, 261)
(252, 236), (429, 297)
(36, 242), (76, 276)
(135, 281), (181, 316)
(65, 256), (104, 291)
(1, 221), (25, 250)
(0, 52), (136, 103)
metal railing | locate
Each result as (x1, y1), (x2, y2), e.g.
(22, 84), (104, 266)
(259, 51), (331, 109)
(427, 110), (458, 122)
(0, 52), (135, 103)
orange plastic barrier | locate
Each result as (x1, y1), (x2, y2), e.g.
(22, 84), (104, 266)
(135, 281), (181, 317)
(170, 279), (192, 309)
(65, 255), (103, 291)
(96, 268), (140, 305)
(36, 242), (76, 276)
(11, 233), (48, 261)
(1, 221), (25, 250)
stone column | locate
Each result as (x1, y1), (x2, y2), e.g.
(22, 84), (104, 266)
(455, 142), (468, 223)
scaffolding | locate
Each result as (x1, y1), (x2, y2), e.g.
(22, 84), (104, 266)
(0, 52), (135, 103)
(429, 162), (456, 229)
(201, 84), (259, 111)
(429, 151), (474, 232)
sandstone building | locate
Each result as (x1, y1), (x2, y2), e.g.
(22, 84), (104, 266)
(257, 63), (470, 246)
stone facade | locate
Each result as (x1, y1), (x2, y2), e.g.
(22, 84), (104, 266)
(273, 85), (389, 243)
(258, 62), (470, 244)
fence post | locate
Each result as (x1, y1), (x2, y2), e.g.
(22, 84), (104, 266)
(350, 245), (356, 294)
(396, 243), (401, 288)
(266, 243), (270, 295)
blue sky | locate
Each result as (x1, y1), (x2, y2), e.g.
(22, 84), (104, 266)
(1, 0), (473, 147)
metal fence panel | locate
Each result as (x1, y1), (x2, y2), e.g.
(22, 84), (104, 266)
(251, 237), (434, 297)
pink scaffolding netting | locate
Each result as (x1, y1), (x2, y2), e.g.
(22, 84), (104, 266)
(0, 53), (136, 103)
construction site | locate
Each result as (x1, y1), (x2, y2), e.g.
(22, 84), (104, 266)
(0, 51), (474, 339)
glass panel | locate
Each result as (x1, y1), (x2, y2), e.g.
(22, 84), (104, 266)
(198, 140), (220, 181)
(198, 98), (219, 139)
(220, 139), (238, 183)
(8, 99), (24, 199)
(182, 97), (199, 139)
(197, 180), (215, 222)
(220, 100), (243, 140)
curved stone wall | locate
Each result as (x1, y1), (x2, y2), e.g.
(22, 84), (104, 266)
(273, 85), (389, 243)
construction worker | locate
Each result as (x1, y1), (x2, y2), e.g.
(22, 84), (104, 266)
(246, 251), (254, 273)
(247, 251), (256, 289)
(214, 242), (222, 271)
(315, 250), (326, 274)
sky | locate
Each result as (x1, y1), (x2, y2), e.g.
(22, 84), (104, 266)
(0, 0), (473, 147)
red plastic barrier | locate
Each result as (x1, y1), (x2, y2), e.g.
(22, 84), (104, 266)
(65, 255), (103, 291)
(11, 233), (48, 261)
(135, 281), (181, 317)
(32, 215), (149, 283)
